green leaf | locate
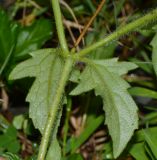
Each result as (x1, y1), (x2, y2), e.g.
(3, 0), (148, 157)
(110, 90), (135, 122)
(145, 143), (156, 160)
(129, 58), (153, 74)
(0, 9), (53, 76)
(9, 48), (65, 134)
(151, 33), (157, 76)
(70, 58), (138, 158)
(103, 142), (114, 159)
(129, 142), (149, 160)
(14, 19), (53, 60)
(133, 127), (157, 143)
(0, 9), (18, 69)
(69, 69), (80, 83)
(0, 126), (20, 153)
(139, 112), (157, 125)
(129, 87), (157, 99)
(13, 114), (25, 130)
(0, 114), (10, 132)
(46, 139), (61, 160)
(143, 129), (157, 158)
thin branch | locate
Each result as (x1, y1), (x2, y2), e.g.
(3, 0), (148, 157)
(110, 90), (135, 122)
(1, 87), (9, 111)
(60, 0), (82, 34)
(27, 0), (41, 9)
(65, 22), (77, 45)
(75, 0), (106, 47)
(77, 8), (157, 57)
(37, 1), (72, 159)
(37, 58), (73, 160)
(63, 19), (93, 31)
(60, 0), (84, 47)
(64, 19), (81, 51)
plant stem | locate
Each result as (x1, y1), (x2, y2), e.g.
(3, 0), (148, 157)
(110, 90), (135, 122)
(37, 58), (73, 160)
(51, 0), (69, 54)
(63, 97), (72, 156)
(37, 1), (72, 159)
(77, 8), (157, 57)
(0, 45), (14, 76)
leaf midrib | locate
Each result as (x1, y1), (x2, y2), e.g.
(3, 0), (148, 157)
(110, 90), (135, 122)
(87, 60), (121, 150)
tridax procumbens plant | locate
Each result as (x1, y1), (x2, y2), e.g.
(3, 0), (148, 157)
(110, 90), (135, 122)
(9, 0), (157, 159)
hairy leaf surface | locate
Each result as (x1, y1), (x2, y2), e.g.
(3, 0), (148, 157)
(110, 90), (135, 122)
(70, 59), (138, 157)
(9, 48), (64, 134)
(46, 139), (61, 160)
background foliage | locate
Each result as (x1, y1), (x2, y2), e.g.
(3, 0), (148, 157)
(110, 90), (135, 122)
(0, 0), (157, 159)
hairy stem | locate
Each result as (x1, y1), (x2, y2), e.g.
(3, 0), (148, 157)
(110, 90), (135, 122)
(37, 1), (73, 159)
(77, 8), (157, 57)
(37, 58), (73, 160)
(63, 97), (72, 156)
(51, 0), (69, 53)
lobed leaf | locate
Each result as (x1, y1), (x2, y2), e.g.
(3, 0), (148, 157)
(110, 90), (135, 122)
(46, 139), (61, 160)
(9, 48), (64, 134)
(70, 58), (138, 157)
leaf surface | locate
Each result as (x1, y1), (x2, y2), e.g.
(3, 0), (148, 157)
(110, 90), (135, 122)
(129, 142), (149, 160)
(143, 129), (157, 158)
(129, 87), (157, 99)
(0, 9), (53, 76)
(0, 126), (20, 153)
(0, 9), (18, 68)
(46, 139), (61, 160)
(14, 19), (53, 60)
(151, 33), (157, 76)
(70, 59), (138, 157)
(9, 48), (64, 134)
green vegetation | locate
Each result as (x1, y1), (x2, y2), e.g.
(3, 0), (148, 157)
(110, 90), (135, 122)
(1, 0), (157, 159)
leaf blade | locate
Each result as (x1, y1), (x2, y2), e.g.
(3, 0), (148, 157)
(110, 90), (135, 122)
(14, 19), (53, 60)
(9, 48), (64, 134)
(0, 9), (18, 69)
(70, 59), (138, 157)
